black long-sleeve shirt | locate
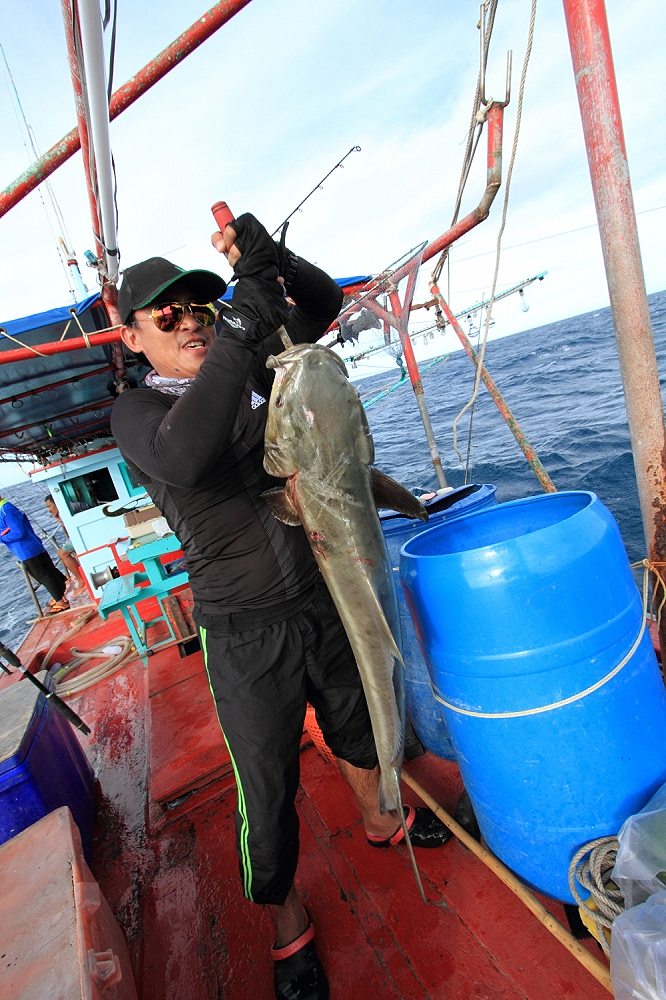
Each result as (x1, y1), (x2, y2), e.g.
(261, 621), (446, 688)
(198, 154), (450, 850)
(111, 260), (343, 621)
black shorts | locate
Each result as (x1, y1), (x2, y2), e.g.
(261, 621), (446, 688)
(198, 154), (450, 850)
(199, 580), (377, 905)
(23, 551), (67, 602)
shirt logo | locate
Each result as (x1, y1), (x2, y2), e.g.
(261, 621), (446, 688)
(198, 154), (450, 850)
(251, 391), (266, 410)
(223, 313), (245, 331)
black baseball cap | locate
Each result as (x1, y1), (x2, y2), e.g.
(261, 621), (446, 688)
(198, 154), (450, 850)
(118, 257), (227, 324)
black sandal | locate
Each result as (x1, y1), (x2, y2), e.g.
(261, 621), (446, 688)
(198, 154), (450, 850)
(271, 916), (329, 1000)
(366, 805), (451, 849)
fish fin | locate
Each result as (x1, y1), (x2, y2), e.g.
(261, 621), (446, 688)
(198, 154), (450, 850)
(366, 587), (403, 665)
(378, 764), (402, 814)
(371, 468), (429, 521)
(261, 487), (302, 526)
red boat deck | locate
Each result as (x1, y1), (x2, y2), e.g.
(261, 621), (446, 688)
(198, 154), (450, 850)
(12, 602), (611, 1000)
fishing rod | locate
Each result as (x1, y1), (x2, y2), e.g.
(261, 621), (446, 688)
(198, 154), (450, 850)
(0, 640), (91, 735)
(27, 518), (58, 547)
(269, 145), (361, 237)
(27, 502), (61, 547)
(334, 271), (547, 369)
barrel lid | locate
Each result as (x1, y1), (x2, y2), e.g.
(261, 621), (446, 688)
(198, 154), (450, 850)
(0, 675), (47, 771)
(380, 484), (494, 528)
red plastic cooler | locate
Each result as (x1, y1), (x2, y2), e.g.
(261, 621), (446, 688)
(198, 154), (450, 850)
(0, 806), (137, 998)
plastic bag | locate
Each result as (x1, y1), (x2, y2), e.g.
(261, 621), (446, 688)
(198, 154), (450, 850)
(610, 889), (666, 1000)
(613, 781), (666, 909)
(152, 517), (171, 538)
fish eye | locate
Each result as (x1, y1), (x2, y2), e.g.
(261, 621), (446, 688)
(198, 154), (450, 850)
(275, 396), (283, 408)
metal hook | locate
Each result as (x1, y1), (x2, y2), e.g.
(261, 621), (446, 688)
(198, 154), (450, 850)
(479, 4), (512, 106)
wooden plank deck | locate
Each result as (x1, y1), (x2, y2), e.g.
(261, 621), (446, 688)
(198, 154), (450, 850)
(5, 609), (611, 999)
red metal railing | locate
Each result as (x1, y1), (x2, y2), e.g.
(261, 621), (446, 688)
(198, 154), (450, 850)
(0, 365), (112, 407)
(0, 329), (122, 364)
(329, 100), (508, 488)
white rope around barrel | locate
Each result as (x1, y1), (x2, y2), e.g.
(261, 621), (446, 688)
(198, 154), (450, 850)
(432, 559), (650, 719)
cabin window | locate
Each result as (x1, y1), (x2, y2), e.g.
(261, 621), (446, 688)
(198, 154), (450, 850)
(61, 468), (118, 514)
(118, 460), (147, 498)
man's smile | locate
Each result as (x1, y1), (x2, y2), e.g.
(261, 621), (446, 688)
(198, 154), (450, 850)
(181, 334), (210, 351)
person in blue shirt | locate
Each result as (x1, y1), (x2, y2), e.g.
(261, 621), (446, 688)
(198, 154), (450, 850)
(0, 498), (69, 614)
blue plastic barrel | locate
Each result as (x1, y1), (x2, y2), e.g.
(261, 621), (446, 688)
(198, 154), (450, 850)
(380, 484), (497, 759)
(399, 491), (666, 902)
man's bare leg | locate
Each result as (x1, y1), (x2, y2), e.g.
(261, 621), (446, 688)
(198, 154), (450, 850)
(268, 764), (402, 942)
(269, 884), (309, 947)
(58, 549), (85, 590)
(336, 759), (401, 839)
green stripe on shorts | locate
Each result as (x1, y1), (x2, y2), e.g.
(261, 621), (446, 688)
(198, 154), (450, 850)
(199, 626), (254, 901)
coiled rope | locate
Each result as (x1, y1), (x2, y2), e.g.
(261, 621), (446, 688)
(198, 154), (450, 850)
(568, 836), (623, 957)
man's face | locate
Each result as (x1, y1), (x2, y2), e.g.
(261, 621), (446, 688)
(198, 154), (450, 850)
(120, 292), (215, 379)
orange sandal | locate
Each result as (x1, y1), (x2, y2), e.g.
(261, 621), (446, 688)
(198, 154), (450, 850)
(45, 597), (70, 615)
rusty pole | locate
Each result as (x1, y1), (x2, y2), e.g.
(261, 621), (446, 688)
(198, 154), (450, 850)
(61, 0), (127, 388)
(563, 0), (666, 647)
(0, 0), (252, 217)
(432, 285), (556, 494)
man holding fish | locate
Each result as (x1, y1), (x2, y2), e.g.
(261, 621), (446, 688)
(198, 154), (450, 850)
(112, 212), (449, 1000)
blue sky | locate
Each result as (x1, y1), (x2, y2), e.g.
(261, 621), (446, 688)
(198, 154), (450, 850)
(0, 0), (663, 485)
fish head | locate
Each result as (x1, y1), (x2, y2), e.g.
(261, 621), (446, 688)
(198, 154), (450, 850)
(264, 343), (373, 478)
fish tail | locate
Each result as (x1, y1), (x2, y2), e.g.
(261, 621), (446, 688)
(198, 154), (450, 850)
(387, 767), (428, 905)
(400, 803), (427, 904)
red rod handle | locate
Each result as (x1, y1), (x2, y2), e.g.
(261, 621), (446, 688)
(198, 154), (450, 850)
(211, 200), (234, 232)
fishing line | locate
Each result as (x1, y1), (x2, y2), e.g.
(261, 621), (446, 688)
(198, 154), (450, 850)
(461, 313), (489, 482)
(451, 0), (538, 465)
(432, 0), (499, 284)
(270, 145), (361, 236)
(0, 45), (77, 298)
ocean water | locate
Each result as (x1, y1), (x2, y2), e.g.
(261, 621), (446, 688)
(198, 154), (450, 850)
(1, 289), (664, 653)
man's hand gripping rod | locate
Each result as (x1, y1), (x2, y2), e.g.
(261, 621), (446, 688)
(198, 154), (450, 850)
(211, 201), (293, 350)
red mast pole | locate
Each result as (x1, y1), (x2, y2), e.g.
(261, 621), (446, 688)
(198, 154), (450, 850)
(60, 0), (127, 385)
(562, 0), (666, 625)
(0, 0), (251, 218)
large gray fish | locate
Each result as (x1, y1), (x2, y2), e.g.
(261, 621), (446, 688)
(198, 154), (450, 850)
(262, 343), (428, 886)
